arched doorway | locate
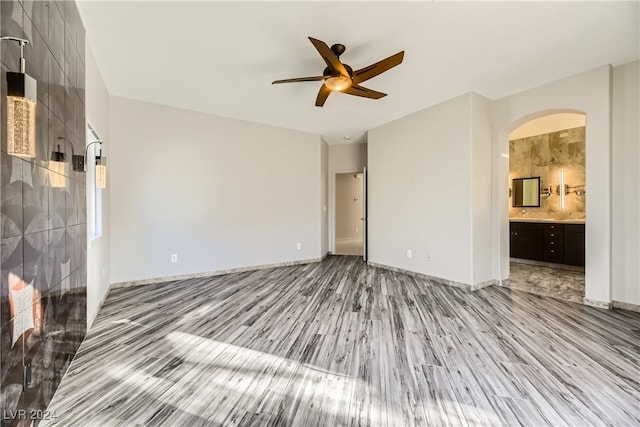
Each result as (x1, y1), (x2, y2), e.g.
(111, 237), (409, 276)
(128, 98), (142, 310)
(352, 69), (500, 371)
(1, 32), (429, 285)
(505, 113), (586, 302)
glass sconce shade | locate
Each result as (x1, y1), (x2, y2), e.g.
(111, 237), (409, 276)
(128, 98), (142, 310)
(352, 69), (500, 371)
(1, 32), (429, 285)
(95, 156), (107, 189)
(6, 72), (37, 158)
(49, 146), (66, 188)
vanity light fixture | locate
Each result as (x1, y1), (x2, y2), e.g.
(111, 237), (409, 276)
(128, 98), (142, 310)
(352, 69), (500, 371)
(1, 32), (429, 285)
(1, 36), (37, 158)
(558, 169), (566, 210)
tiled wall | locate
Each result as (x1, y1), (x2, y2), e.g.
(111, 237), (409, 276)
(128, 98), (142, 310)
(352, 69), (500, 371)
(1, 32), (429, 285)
(509, 126), (586, 220)
(0, 0), (86, 422)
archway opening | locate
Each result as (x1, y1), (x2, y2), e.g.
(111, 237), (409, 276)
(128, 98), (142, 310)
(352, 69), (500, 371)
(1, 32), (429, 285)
(506, 112), (587, 303)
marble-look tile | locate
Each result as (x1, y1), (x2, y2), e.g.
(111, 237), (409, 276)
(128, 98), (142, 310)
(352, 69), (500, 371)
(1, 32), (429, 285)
(1, 153), (24, 238)
(47, 0), (64, 70)
(507, 261), (584, 303)
(63, 26), (76, 97)
(23, 162), (50, 235)
(65, 179), (79, 227)
(530, 134), (549, 166)
(65, 224), (82, 274)
(77, 182), (86, 224)
(48, 54), (65, 123)
(23, 0), (50, 46)
(48, 181), (66, 231)
(23, 231), (51, 297)
(0, 320), (25, 420)
(46, 228), (66, 290)
(0, 0), (24, 73)
(64, 78), (77, 139)
(0, 236), (23, 326)
(509, 126), (586, 220)
(23, 10), (50, 111)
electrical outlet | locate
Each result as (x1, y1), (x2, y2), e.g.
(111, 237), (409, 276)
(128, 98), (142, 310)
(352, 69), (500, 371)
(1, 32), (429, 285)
(406, 249), (412, 259)
(355, 227), (358, 233)
(171, 254), (178, 263)
(296, 243), (302, 250)
(426, 253), (432, 261)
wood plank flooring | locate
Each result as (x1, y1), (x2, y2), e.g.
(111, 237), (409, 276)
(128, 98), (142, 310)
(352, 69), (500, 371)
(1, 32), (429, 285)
(43, 256), (640, 426)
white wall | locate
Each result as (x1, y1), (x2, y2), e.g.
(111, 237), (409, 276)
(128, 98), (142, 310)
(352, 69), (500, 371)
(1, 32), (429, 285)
(329, 143), (367, 173)
(492, 65), (612, 305)
(471, 94), (494, 284)
(85, 44), (111, 326)
(109, 97), (322, 284)
(369, 94), (487, 285)
(321, 139), (328, 256)
(335, 173), (364, 241)
(509, 113), (586, 140)
(612, 60), (640, 306)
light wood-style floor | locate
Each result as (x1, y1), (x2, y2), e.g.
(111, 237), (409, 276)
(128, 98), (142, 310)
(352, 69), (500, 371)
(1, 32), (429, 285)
(44, 256), (640, 426)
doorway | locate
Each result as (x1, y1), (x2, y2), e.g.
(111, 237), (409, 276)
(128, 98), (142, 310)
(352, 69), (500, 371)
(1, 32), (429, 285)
(507, 113), (586, 303)
(334, 172), (365, 257)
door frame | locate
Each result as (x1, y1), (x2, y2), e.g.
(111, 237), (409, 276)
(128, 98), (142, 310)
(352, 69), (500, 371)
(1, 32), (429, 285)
(329, 169), (366, 256)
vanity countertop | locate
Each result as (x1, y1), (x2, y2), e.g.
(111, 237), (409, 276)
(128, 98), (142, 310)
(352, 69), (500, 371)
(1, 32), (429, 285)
(509, 218), (586, 224)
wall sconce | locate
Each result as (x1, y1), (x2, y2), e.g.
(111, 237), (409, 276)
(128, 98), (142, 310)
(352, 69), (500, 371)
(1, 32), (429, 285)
(95, 155), (107, 189)
(85, 140), (106, 189)
(558, 169), (566, 210)
(1, 36), (37, 158)
(49, 144), (66, 188)
(48, 137), (86, 188)
(566, 184), (586, 196)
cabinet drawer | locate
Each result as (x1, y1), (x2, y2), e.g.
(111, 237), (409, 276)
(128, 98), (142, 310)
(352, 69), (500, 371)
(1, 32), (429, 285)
(543, 247), (563, 263)
(543, 229), (563, 240)
(543, 223), (563, 232)
(544, 238), (564, 248)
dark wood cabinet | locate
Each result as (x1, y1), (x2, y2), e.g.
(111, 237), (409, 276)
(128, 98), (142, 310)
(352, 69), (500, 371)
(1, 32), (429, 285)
(510, 221), (584, 267)
(510, 222), (543, 261)
(563, 224), (585, 266)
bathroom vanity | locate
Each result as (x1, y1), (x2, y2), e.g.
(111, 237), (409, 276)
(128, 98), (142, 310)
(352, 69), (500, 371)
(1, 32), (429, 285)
(510, 219), (585, 267)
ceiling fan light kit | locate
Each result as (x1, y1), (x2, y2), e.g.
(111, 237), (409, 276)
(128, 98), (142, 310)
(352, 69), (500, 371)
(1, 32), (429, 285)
(272, 36), (404, 107)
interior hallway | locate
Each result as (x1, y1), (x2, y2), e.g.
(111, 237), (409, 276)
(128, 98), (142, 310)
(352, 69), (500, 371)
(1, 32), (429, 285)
(44, 257), (639, 426)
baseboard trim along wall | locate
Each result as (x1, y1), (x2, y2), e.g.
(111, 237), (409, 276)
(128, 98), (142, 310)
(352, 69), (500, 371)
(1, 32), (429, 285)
(583, 298), (613, 310)
(612, 300), (640, 313)
(111, 257), (324, 289)
(367, 261), (497, 291)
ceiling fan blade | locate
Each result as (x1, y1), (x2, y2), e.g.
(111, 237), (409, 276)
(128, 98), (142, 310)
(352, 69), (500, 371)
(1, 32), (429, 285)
(272, 76), (324, 84)
(315, 84), (331, 107)
(308, 37), (349, 77)
(353, 51), (404, 84)
(343, 84), (387, 100)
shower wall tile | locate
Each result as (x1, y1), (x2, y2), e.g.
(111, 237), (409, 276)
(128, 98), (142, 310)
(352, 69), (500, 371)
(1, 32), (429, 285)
(23, 230), (50, 295)
(0, 0), (87, 420)
(1, 152), (23, 238)
(48, 57), (65, 122)
(510, 126), (586, 220)
(23, 162), (50, 234)
(1, 236), (23, 327)
(48, 181), (66, 230)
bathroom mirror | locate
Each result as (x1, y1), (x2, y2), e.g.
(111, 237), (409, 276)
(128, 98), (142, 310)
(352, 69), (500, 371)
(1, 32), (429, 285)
(512, 177), (541, 207)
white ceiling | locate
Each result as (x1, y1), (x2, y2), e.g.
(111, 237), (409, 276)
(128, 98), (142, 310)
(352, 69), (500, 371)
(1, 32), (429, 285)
(78, 1), (639, 145)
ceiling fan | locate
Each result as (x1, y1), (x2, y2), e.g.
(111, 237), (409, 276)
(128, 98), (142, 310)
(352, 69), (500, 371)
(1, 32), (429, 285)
(272, 37), (405, 107)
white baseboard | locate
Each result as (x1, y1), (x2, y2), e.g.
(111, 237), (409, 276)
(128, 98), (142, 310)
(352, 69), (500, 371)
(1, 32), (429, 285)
(111, 257), (323, 289)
